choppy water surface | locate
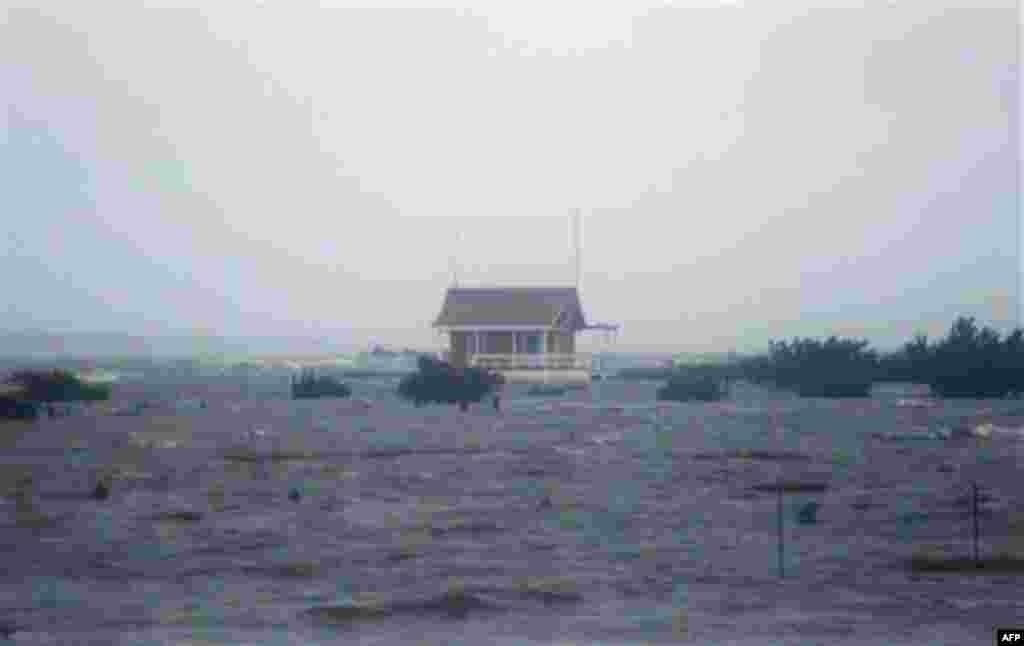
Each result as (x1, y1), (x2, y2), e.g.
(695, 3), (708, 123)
(1, 379), (1022, 645)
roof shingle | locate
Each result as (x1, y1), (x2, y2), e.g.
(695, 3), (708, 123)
(433, 287), (587, 329)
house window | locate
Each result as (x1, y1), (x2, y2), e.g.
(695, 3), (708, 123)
(525, 333), (541, 354)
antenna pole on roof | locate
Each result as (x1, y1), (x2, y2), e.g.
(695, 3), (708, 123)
(572, 208), (582, 291)
(450, 231), (460, 288)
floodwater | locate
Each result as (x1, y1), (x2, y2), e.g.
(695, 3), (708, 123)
(1, 378), (1022, 645)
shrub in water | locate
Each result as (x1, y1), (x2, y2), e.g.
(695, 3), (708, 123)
(291, 370), (352, 399)
(0, 395), (37, 420)
(926, 317), (1021, 399)
(797, 380), (872, 398)
(875, 317), (1024, 398)
(4, 369), (110, 403)
(656, 369), (727, 403)
(738, 337), (875, 398)
(397, 356), (503, 407)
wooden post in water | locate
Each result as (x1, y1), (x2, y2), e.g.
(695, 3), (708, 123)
(777, 483), (784, 578)
(972, 481), (980, 568)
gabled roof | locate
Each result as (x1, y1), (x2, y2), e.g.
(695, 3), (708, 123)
(433, 287), (587, 330)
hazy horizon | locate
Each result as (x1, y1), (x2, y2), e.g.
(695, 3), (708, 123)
(3, 2), (1019, 354)
(0, 324), (999, 359)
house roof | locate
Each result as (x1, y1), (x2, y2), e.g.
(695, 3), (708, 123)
(433, 287), (587, 330)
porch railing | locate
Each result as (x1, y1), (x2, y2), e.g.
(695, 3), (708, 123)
(469, 353), (593, 372)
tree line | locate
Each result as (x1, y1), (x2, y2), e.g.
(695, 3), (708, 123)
(660, 316), (1024, 401)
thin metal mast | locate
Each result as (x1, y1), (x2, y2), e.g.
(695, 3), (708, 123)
(573, 208), (582, 290)
(450, 231), (460, 288)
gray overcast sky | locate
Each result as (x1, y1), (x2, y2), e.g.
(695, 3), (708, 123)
(1, 1), (1019, 353)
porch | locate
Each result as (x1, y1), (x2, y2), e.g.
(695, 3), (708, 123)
(468, 353), (593, 372)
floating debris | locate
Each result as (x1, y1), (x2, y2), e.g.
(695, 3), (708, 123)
(953, 492), (998, 507)
(894, 399), (936, 408)
(150, 510), (203, 522)
(909, 554), (1024, 573)
(797, 501), (820, 524)
(970, 423), (1024, 439)
(388, 548), (419, 563)
(113, 403), (146, 416)
(590, 431), (625, 446)
(513, 577), (583, 604)
(872, 429), (951, 442)
(245, 561), (320, 578)
(751, 481), (828, 494)
(306, 603), (390, 623)
(899, 511), (930, 525)
(128, 432), (181, 450)
(236, 426), (275, 442)
(693, 450), (811, 462)
(527, 385), (567, 397)
(973, 424), (994, 439)
(305, 589), (505, 623)
(222, 448), (318, 462)
(429, 519), (503, 538)
(851, 498), (874, 511)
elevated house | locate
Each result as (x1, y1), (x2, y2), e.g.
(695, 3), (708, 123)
(432, 286), (617, 385)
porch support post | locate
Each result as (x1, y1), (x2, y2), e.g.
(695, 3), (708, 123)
(541, 328), (548, 384)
